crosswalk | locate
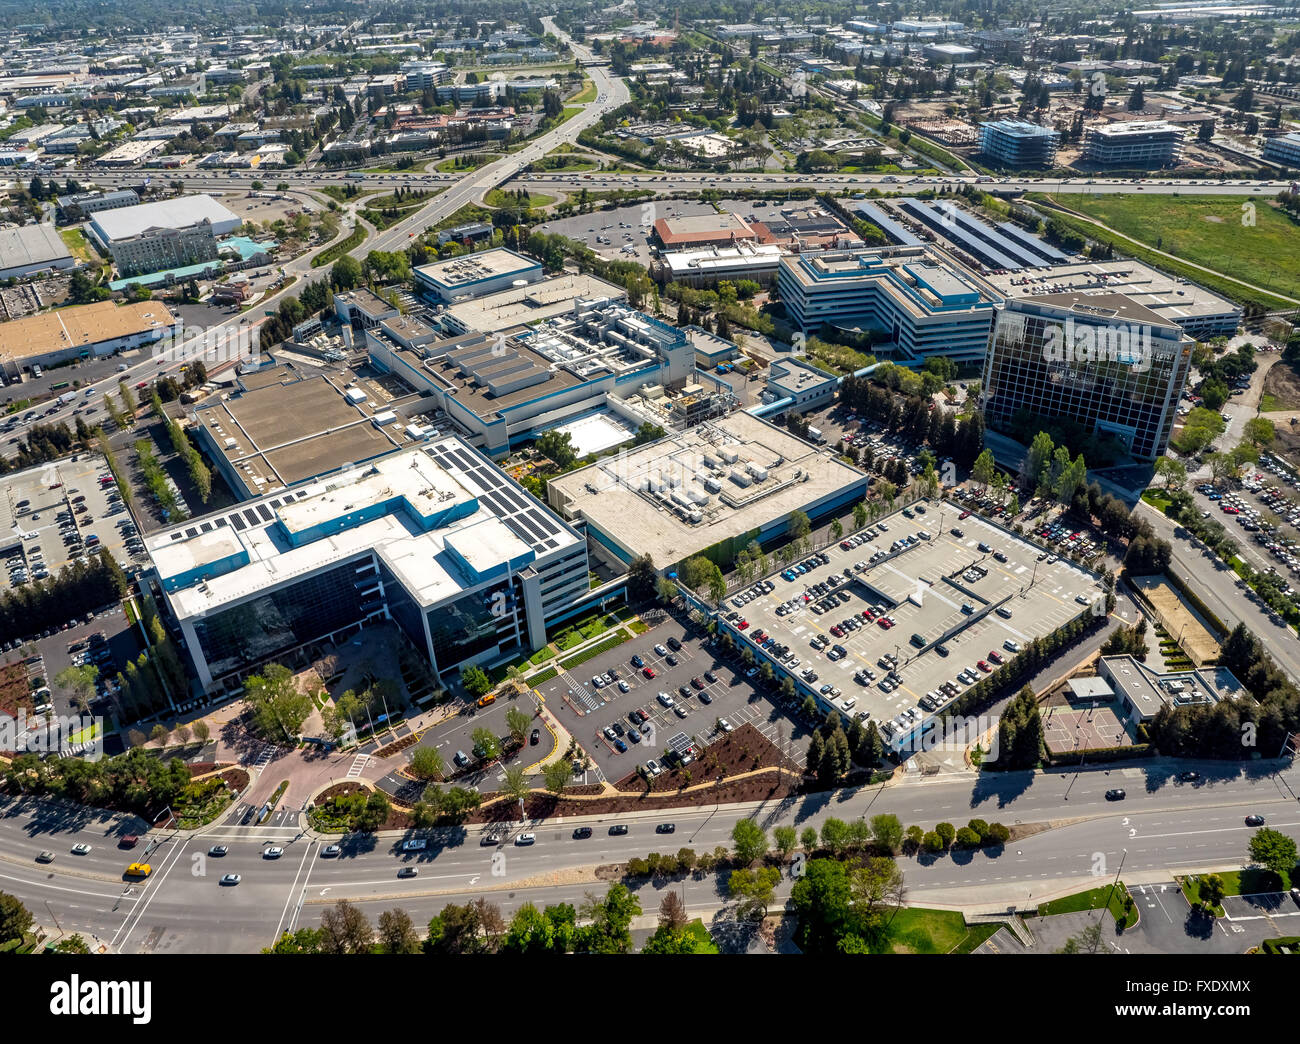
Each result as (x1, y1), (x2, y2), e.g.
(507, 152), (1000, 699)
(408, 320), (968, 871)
(345, 752), (369, 779)
(251, 745), (275, 769)
(560, 668), (602, 714)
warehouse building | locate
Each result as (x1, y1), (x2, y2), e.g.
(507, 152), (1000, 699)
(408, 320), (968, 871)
(0, 223), (75, 280)
(0, 299), (176, 378)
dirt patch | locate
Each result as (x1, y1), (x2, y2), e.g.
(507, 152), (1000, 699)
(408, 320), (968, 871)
(613, 723), (803, 795)
(0, 662), (33, 719)
(1262, 360), (1300, 413)
(1129, 575), (1221, 665)
(1201, 215), (1226, 223)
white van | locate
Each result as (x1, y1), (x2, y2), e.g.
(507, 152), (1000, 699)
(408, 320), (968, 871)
(995, 606), (1013, 619)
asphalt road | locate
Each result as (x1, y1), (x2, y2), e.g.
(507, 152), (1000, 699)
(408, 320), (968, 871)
(2, 751), (1295, 951)
(1136, 501), (1300, 687)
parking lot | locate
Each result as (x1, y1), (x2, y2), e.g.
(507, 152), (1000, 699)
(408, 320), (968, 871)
(721, 500), (1103, 751)
(534, 198), (721, 271)
(0, 453), (143, 596)
(536, 623), (790, 782)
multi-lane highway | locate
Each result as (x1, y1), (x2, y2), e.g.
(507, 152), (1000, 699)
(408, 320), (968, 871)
(2, 757), (1294, 951)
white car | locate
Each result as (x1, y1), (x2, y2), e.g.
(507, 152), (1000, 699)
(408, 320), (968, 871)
(617, 679), (630, 693)
(515, 833), (536, 846)
(718, 718), (734, 733)
(263, 847), (284, 859)
(71, 843), (92, 855)
(653, 644), (668, 657)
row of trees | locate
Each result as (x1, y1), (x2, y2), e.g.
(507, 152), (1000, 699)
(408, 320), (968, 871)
(0, 550), (128, 646)
(267, 883), (644, 955)
(151, 391), (211, 503)
(838, 371), (987, 472)
(5, 745), (191, 817)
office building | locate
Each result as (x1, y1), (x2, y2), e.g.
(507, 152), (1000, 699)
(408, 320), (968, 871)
(88, 194), (240, 277)
(55, 188), (139, 222)
(1263, 130), (1300, 167)
(367, 297), (691, 457)
(414, 247), (542, 305)
(777, 246), (999, 364)
(148, 441), (593, 691)
(548, 411), (869, 573)
(1098, 655), (1246, 724)
(762, 357), (839, 414)
(1083, 120), (1183, 167)
(0, 299), (176, 378)
(980, 293), (1192, 461)
(978, 119), (1060, 167)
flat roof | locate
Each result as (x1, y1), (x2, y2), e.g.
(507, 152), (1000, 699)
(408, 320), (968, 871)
(548, 411), (867, 567)
(90, 194), (239, 241)
(443, 272), (626, 334)
(983, 260), (1241, 326)
(0, 300), (176, 364)
(150, 439), (582, 619)
(654, 212), (757, 247)
(195, 374), (406, 495)
(415, 247), (539, 291)
(0, 223), (72, 269)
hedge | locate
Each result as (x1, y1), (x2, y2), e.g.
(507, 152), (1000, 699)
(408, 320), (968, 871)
(558, 630), (630, 671)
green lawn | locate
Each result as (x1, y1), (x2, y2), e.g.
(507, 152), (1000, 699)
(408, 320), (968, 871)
(1040, 193), (1300, 307)
(570, 81), (597, 105)
(59, 227), (93, 262)
(882, 908), (1001, 953)
(679, 919), (720, 953)
(1142, 489), (1174, 512)
(1038, 882), (1138, 928)
(1260, 393), (1282, 413)
(484, 188), (555, 209)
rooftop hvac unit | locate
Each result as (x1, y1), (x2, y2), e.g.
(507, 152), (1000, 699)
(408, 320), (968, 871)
(720, 448), (739, 464)
(688, 510), (702, 524)
(223, 437), (237, 449)
(687, 488), (708, 505)
(747, 462), (768, 481)
(670, 490), (692, 509)
(730, 468), (752, 488)
(702, 453), (718, 469)
(703, 478), (722, 494)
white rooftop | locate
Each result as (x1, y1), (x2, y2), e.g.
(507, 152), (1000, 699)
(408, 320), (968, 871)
(91, 194), (240, 241)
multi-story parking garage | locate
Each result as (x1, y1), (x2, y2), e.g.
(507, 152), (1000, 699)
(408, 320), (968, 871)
(690, 499), (1104, 755)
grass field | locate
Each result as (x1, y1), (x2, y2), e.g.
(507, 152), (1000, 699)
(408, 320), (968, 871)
(484, 188), (555, 209)
(881, 908), (1002, 953)
(1038, 882), (1139, 928)
(59, 227), (93, 262)
(570, 80), (597, 104)
(1043, 193), (1300, 305)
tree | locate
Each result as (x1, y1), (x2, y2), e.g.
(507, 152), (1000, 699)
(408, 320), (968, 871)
(1248, 828), (1297, 879)
(461, 665), (491, 698)
(53, 933), (92, 953)
(244, 663), (313, 743)
(318, 899), (373, 954)
(659, 890), (688, 933)
(972, 448), (997, 490)
(502, 901), (576, 954)
(471, 727), (501, 761)
(535, 430), (576, 468)
(935, 821), (956, 849)
(1056, 922), (1106, 953)
(848, 856), (906, 936)
(0, 891), (32, 944)
(869, 813), (904, 854)
(1243, 417), (1275, 449)
(1154, 456), (1186, 490)
(501, 764), (530, 809)
(627, 553), (657, 601)
(729, 865), (781, 921)
(378, 908), (420, 954)
(54, 663), (98, 712)
(576, 883), (641, 953)
(330, 254), (362, 290)
(789, 858), (853, 953)
(542, 760), (570, 797)
(1199, 873), (1226, 910)
(504, 706), (532, 743)
(800, 826), (819, 852)
(731, 819), (769, 865)
(192, 720), (210, 743)
(788, 510), (811, 540)
(774, 825), (798, 859)
(408, 746), (445, 781)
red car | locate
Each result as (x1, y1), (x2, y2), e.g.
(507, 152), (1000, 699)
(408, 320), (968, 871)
(988, 651), (1004, 664)
(737, 620), (750, 630)
(959, 510), (971, 519)
(977, 660), (992, 672)
(642, 666), (656, 679)
(862, 609), (873, 619)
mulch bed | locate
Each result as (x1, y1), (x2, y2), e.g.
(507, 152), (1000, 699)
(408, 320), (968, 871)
(0, 662), (32, 718)
(374, 732), (422, 758)
(611, 723), (802, 794)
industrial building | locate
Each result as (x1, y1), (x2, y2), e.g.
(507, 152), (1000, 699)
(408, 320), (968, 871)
(1262, 130), (1300, 167)
(777, 245), (1000, 365)
(0, 223), (74, 280)
(55, 188), (139, 222)
(547, 411), (870, 572)
(88, 194), (241, 277)
(658, 243), (784, 287)
(413, 247), (543, 305)
(761, 356), (840, 414)
(366, 296), (694, 457)
(1083, 120), (1184, 167)
(978, 119), (1060, 167)
(190, 366), (428, 500)
(148, 440), (594, 691)
(980, 292), (1192, 461)
(0, 299), (176, 378)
